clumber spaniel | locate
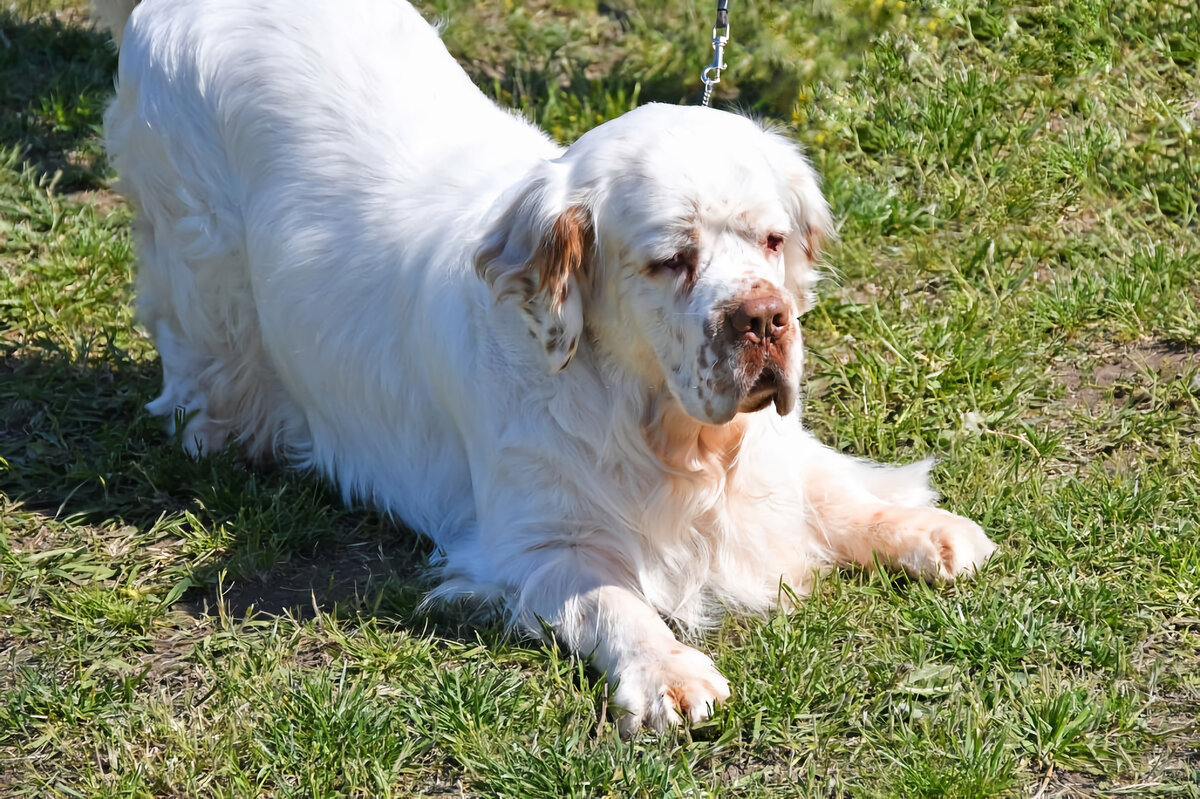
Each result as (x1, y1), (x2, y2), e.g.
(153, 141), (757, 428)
(101, 0), (996, 734)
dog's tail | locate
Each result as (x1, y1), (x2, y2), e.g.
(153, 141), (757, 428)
(91, 0), (139, 46)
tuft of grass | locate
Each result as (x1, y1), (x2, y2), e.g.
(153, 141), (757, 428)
(2, 0), (1199, 796)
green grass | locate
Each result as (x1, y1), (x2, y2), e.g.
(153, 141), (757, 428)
(2, 0), (1199, 795)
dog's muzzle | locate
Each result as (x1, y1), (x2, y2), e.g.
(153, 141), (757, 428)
(723, 292), (799, 416)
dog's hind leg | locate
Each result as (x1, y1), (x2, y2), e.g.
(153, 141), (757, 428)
(143, 322), (226, 457)
(131, 209), (298, 460)
(132, 218), (236, 457)
(107, 63), (306, 461)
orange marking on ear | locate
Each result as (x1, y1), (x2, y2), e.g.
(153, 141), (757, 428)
(535, 206), (591, 307)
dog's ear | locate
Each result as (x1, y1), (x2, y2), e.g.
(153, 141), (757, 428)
(772, 138), (834, 314)
(476, 164), (593, 372)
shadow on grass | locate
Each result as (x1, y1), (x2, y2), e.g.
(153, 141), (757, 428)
(0, 10), (568, 651)
(0, 10), (116, 191)
(0, 341), (496, 644)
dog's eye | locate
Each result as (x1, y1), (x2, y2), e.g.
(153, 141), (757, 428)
(655, 254), (685, 272)
(651, 251), (696, 275)
(765, 234), (785, 253)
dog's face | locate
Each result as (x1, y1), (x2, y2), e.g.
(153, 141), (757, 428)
(478, 105), (831, 425)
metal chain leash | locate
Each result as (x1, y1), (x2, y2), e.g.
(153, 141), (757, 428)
(700, 0), (730, 107)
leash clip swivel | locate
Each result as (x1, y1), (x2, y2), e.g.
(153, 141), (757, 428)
(700, 1), (730, 107)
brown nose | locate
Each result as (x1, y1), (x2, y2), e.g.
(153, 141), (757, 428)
(728, 295), (792, 344)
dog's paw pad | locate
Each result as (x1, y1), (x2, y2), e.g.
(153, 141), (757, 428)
(613, 647), (730, 737)
(932, 515), (996, 578)
(898, 509), (996, 582)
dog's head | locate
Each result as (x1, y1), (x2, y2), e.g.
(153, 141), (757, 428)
(477, 104), (831, 425)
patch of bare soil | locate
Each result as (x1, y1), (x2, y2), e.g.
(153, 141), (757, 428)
(1056, 337), (1200, 415)
(182, 535), (425, 620)
(114, 535), (431, 690)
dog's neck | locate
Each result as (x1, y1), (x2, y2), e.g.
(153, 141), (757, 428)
(572, 339), (748, 484)
(639, 392), (746, 480)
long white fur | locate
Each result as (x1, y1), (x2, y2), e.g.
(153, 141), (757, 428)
(99, 0), (996, 734)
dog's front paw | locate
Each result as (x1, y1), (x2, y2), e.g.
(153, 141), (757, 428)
(612, 646), (731, 737)
(893, 508), (996, 582)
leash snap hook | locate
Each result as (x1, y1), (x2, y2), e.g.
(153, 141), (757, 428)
(700, 1), (731, 107)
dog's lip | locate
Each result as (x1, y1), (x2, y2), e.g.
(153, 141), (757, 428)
(772, 379), (797, 416)
(738, 369), (782, 414)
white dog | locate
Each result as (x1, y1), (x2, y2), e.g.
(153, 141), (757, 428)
(100, 0), (996, 734)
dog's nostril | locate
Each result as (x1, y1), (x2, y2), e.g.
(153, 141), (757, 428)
(729, 308), (757, 339)
(729, 296), (791, 344)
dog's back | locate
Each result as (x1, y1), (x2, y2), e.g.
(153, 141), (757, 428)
(105, 0), (554, 523)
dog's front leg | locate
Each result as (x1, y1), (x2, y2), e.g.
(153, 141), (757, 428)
(518, 571), (729, 736)
(801, 445), (996, 581)
(817, 500), (996, 581)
